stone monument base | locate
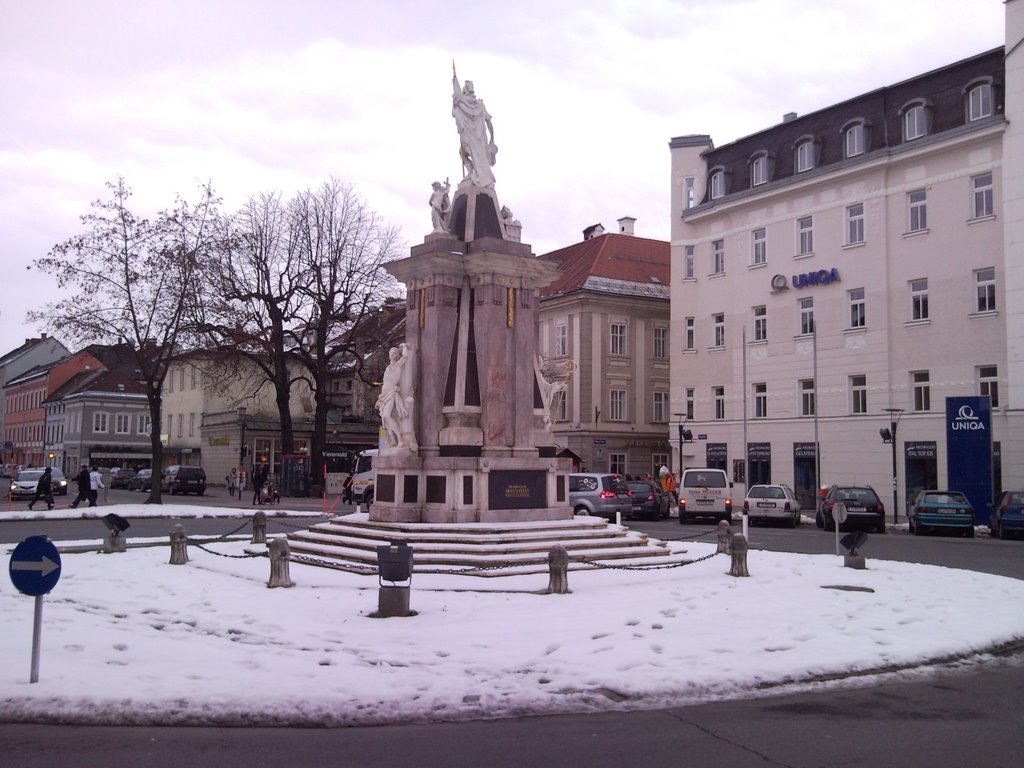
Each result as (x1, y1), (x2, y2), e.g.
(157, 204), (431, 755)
(370, 454), (572, 524)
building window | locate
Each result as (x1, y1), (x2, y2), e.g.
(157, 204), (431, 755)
(751, 228), (767, 266)
(753, 383), (767, 419)
(653, 392), (668, 423)
(609, 389), (626, 421)
(968, 82), (993, 121)
(751, 154), (768, 186)
(610, 323), (627, 356)
(554, 389), (567, 422)
(115, 414), (130, 434)
(684, 177), (696, 210)
(903, 103), (927, 141)
(797, 216), (813, 256)
(188, 412), (195, 437)
(846, 203), (865, 245)
(685, 387), (695, 420)
(684, 245), (695, 279)
(713, 386), (725, 420)
(973, 172), (994, 218)
(912, 371), (931, 412)
(190, 366), (197, 389)
(910, 278), (929, 320)
(799, 297), (815, 336)
(975, 268), (996, 313)
(177, 413), (184, 438)
(979, 365), (999, 407)
(179, 369), (185, 390)
(166, 414), (172, 437)
(713, 313), (725, 348)
(850, 375), (867, 415)
(709, 170), (725, 200)
(138, 414), (151, 435)
(908, 189), (927, 232)
(752, 305), (767, 342)
(795, 140), (815, 172)
(848, 288), (866, 329)
(844, 123), (865, 158)
(684, 317), (695, 351)
(93, 412), (108, 433)
(168, 372), (174, 393)
(554, 323), (567, 356)
(799, 379), (816, 417)
(610, 453), (626, 476)
(653, 327), (668, 358)
(712, 239), (725, 274)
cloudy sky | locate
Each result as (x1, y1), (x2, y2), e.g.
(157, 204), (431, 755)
(0, 0), (1006, 356)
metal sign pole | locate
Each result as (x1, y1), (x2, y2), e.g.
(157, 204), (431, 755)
(30, 594), (43, 683)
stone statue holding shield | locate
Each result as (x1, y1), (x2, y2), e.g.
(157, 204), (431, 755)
(452, 63), (497, 188)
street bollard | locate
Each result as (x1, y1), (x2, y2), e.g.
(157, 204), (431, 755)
(251, 510), (267, 544)
(102, 529), (127, 554)
(169, 523), (189, 564)
(546, 545), (570, 594)
(729, 533), (750, 577)
(716, 520), (732, 553)
(267, 538), (295, 588)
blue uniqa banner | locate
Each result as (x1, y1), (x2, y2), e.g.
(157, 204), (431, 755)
(945, 396), (993, 526)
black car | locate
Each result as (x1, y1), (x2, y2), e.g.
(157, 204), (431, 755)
(128, 468), (153, 492)
(161, 465), (207, 495)
(625, 481), (669, 520)
(816, 485), (886, 533)
(109, 468), (136, 489)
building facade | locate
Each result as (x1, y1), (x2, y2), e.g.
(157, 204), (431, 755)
(539, 219), (672, 477)
(0, 335), (69, 465)
(669, 3), (1023, 520)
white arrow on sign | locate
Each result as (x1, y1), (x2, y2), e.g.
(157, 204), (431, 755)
(11, 556), (60, 578)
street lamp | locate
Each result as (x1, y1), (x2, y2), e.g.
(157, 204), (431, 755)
(672, 413), (692, 477)
(880, 408), (904, 525)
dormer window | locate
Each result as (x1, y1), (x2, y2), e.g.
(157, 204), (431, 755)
(966, 79), (994, 121)
(709, 167), (727, 200)
(794, 137), (816, 173)
(842, 119), (867, 158)
(900, 100), (932, 142)
(749, 152), (771, 187)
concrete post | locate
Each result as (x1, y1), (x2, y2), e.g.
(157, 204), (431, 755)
(102, 530), (127, 554)
(716, 520), (732, 553)
(546, 545), (570, 594)
(729, 533), (750, 577)
(267, 538), (295, 588)
(169, 523), (188, 564)
(251, 510), (267, 544)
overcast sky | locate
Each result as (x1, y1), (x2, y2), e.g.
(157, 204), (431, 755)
(0, 0), (1006, 356)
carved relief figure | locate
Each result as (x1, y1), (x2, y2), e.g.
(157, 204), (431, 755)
(376, 343), (419, 452)
(452, 64), (497, 187)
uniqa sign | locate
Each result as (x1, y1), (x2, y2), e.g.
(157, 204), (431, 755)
(791, 268), (840, 289)
(951, 404), (986, 431)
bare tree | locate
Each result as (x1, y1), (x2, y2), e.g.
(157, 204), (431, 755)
(29, 177), (220, 503)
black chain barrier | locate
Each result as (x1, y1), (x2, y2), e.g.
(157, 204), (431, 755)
(573, 549), (722, 571)
(188, 541), (268, 559)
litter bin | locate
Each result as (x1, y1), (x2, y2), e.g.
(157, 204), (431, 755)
(376, 542), (413, 617)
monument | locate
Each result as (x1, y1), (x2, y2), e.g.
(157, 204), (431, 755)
(371, 66), (572, 524)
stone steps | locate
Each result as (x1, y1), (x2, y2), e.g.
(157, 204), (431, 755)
(285, 512), (690, 577)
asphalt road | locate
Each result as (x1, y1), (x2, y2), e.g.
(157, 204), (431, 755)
(2, 488), (1023, 767)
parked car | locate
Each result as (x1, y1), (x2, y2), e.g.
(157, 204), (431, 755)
(908, 490), (975, 537)
(991, 491), (1024, 540)
(678, 468), (733, 524)
(109, 468), (136, 489)
(816, 485), (886, 532)
(625, 480), (670, 520)
(568, 473), (632, 521)
(10, 467), (68, 499)
(161, 465), (207, 495)
(128, 468), (153, 492)
(742, 484), (802, 527)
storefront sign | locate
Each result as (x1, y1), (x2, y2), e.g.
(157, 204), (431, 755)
(946, 397), (992, 526)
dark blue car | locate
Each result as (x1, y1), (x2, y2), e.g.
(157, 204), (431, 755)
(991, 491), (1024, 540)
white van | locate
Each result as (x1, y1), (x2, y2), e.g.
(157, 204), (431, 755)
(351, 449), (377, 507)
(678, 468), (733, 524)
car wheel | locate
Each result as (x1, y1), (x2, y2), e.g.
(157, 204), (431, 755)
(197, 489), (205, 496)
(998, 524), (1008, 541)
(574, 505), (589, 516)
(914, 521), (925, 536)
(966, 527), (975, 539)
(824, 515), (835, 532)
(815, 511), (823, 529)
(787, 514), (797, 529)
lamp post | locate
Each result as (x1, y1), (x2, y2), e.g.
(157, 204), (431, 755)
(880, 408), (904, 525)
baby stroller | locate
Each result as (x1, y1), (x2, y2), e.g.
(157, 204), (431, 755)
(259, 482), (280, 505)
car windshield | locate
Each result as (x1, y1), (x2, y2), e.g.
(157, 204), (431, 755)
(684, 472), (726, 488)
(836, 488), (878, 503)
(923, 492), (968, 504)
(16, 470), (43, 481)
(749, 486), (785, 499)
(627, 482), (655, 493)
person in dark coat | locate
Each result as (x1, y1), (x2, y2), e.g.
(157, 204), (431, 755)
(69, 464), (92, 508)
(252, 465), (268, 505)
(28, 467), (55, 511)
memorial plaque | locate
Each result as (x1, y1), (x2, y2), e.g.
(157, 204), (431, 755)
(377, 474), (396, 503)
(426, 476), (446, 504)
(488, 469), (546, 510)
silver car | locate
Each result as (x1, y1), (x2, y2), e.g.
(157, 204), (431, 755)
(742, 484), (801, 527)
(11, 467), (69, 499)
(568, 473), (632, 521)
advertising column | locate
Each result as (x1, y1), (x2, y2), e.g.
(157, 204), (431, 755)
(945, 397), (993, 526)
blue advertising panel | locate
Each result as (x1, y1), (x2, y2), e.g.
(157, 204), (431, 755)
(945, 397), (993, 526)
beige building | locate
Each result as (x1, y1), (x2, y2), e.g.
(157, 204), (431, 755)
(669, 4), (1023, 517)
(538, 219), (672, 477)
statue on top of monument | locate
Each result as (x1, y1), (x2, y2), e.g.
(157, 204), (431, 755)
(452, 62), (497, 188)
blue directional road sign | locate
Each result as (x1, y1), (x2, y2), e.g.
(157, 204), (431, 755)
(9, 536), (62, 596)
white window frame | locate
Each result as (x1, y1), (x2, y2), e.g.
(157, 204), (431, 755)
(653, 391), (668, 423)
(92, 412), (108, 433)
(904, 104), (926, 141)
(845, 123), (865, 158)
(911, 278), (929, 321)
(115, 413), (130, 435)
(751, 155), (768, 186)
(799, 298), (815, 336)
(848, 288), (866, 329)
(968, 83), (993, 121)
(753, 383), (767, 419)
(712, 240), (725, 274)
(712, 313), (725, 348)
(908, 189), (927, 233)
(799, 379), (815, 417)
(850, 375), (867, 415)
(846, 203), (865, 245)
(975, 267), (996, 313)
(610, 452), (627, 476)
(609, 389), (627, 421)
(973, 172), (994, 219)
(979, 365), (999, 407)
(797, 216), (813, 256)
(653, 326), (668, 358)
(709, 171), (725, 200)
(553, 389), (567, 423)
(684, 317), (695, 351)
(610, 322), (627, 356)
(554, 323), (567, 357)
(684, 245), (695, 279)
(751, 228), (767, 266)
(685, 387), (695, 420)
(795, 140), (815, 172)
(752, 305), (767, 342)
(713, 386), (725, 420)
(137, 414), (152, 435)
(912, 370), (931, 412)
(684, 177), (696, 209)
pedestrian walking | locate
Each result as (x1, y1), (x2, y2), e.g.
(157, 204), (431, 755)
(69, 464), (92, 508)
(252, 465), (267, 505)
(89, 466), (104, 507)
(28, 467), (55, 511)
(342, 472), (354, 504)
(226, 468), (238, 496)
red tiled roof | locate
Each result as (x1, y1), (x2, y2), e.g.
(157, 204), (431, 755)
(538, 232), (670, 298)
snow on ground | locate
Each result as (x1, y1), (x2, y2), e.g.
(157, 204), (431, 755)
(2, 503), (1023, 727)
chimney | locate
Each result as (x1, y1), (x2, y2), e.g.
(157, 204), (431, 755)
(783, 112), (798, 123)
(617, 217), (636, 236)
(582, 223), (606, 241)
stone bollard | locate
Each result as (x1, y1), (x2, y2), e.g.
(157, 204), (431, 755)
(546, 545), (570, 594)
(267, 538), (295, 588)
(103, 529), (127, 554)
(729, 533), (750, 577)
(251, 510), (267, 544)
(169, 523), (189, 564)
(716, 519), (732, 553)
